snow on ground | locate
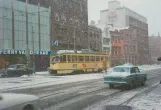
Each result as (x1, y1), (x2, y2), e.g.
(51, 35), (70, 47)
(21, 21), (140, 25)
(0, 65), (161, 92)
(0, 73), (103, 92)
(128, 85), (161, 110)
(138, 64), (161, 71)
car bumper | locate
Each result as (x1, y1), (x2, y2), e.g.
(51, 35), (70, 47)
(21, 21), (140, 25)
(104, 81), (128, 85)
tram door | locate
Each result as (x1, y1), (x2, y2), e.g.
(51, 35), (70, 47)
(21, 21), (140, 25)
(102, 56), (107, 72)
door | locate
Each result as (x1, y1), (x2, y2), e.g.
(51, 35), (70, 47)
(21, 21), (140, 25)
(130, 67), (137, 84)
(134, 67), (142, 83)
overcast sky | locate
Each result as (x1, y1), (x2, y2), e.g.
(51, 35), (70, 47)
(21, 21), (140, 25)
(88, 0), (161, 36)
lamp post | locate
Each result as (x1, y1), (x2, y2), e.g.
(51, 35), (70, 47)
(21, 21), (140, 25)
(32, 26), (35, 74)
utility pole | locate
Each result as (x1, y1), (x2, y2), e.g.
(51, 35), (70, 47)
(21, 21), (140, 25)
(32, 26), (35, 74)
(73, 27), (76, 53)
(25, 0), (30, 67)
(12, 0), (15, 50)
(88, 31), (90, 51)
(38, 3), (41, 50)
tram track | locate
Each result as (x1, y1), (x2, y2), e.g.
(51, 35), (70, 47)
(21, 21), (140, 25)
(41, 69), (161, 110)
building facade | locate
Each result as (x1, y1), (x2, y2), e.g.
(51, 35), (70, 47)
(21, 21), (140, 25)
(26, 0), (88, 51)
(110, 30), (123, 66)
(98, 0), (149, 65)
(0, 0), (51, 70)
(149, 35), (161, 64)
(120, 28), (138, 65)
(88, 23), (102, 51)
(97, 24), (112, 54)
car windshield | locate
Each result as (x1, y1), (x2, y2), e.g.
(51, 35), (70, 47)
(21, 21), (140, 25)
(113, 67), (130, 73)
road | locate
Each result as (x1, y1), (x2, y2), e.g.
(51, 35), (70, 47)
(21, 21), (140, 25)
(4, 68), (161, 110)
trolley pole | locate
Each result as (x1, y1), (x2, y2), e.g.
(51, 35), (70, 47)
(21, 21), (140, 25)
(32, 26), (35, 74)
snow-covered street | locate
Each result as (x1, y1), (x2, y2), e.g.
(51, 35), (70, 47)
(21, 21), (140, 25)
(0, 65), (161, 92)
(1, 65), (161, 110)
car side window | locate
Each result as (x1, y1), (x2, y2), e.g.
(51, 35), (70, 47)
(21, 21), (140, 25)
(135, 67), (140, 73)
(130, 68), (135, 74)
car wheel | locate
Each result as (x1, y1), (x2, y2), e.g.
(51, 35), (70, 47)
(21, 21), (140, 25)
(141, 79), (146, 86)
(23, 105), (34, 110)
(141, 81), (145, 86)
(109, 84), (114, 89)
(128, 81), (134, 89)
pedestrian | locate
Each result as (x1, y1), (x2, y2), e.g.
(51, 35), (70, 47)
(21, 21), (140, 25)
(24, 65), (27, 75)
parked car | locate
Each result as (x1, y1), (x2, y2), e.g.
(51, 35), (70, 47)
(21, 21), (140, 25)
(0, 93), (39, 110)
(104, 64), (147, 89)
(0, 64), (33, 78)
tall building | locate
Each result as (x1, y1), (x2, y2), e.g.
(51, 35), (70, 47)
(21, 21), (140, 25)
(0, 0), (51, 70)
(26, 0), (88, 51)
(149, 35), (161, 64)
(98, 0), (149, 65)
(88, 21), (102, 51)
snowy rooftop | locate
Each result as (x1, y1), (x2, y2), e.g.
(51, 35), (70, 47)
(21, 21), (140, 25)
(96, 24), (129, 32)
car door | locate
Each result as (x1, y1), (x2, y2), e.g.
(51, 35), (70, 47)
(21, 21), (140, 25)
(134, 67), (142, 83)
(130, 67), (137, 84)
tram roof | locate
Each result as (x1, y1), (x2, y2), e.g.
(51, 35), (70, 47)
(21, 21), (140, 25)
(50, 50), (109, 56)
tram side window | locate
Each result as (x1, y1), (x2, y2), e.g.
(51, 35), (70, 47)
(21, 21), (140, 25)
(96, 56), (100, 61)
(85, 56), (89, 61)
(68, 55), (71, 62)
(63, 55), (66, 62)
(100, 57), (103, 61)
(90, 56), (95, 61)
(78, 56), (84, 62)
(72, 55), (77, 62)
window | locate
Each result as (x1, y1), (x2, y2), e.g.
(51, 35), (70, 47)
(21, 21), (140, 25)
(113, 67), (130, 73)
(78, 56), (84, 62)
(72, 55), (77, 62)
(60, 56), (63, 62)
(85, 56), (89, 61)
(63, 55), (66, 62)
(135, 67), (140, 73)
(130, 68), (135, 74)
(68, 55), (71, 62)
(90, 56), (95, 61)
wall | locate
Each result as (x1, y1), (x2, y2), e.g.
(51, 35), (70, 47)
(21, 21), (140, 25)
(0, 0), (50, 51)
(88, 25), (102, 51)
(27, 0), (88, 51)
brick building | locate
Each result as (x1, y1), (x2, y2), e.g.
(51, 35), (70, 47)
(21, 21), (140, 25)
(149, 35), (161, 64)
(110, 30), (123, 66)
(107, 26), (138, 66)
(120, 28), (138, 65)
(88, 23), (102, 51)
(25, 0), (88, 51)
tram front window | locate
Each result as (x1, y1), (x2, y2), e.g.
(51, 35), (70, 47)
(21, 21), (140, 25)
(52, 56), (60, 63)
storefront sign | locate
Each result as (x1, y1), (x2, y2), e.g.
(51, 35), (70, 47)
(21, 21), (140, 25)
(0, 49), (51, 55)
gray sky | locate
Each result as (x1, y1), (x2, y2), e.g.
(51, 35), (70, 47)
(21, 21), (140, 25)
(88, 0), (161, 36)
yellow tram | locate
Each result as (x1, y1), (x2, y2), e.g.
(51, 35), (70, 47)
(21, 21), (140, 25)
(49, 50), (110, 74)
